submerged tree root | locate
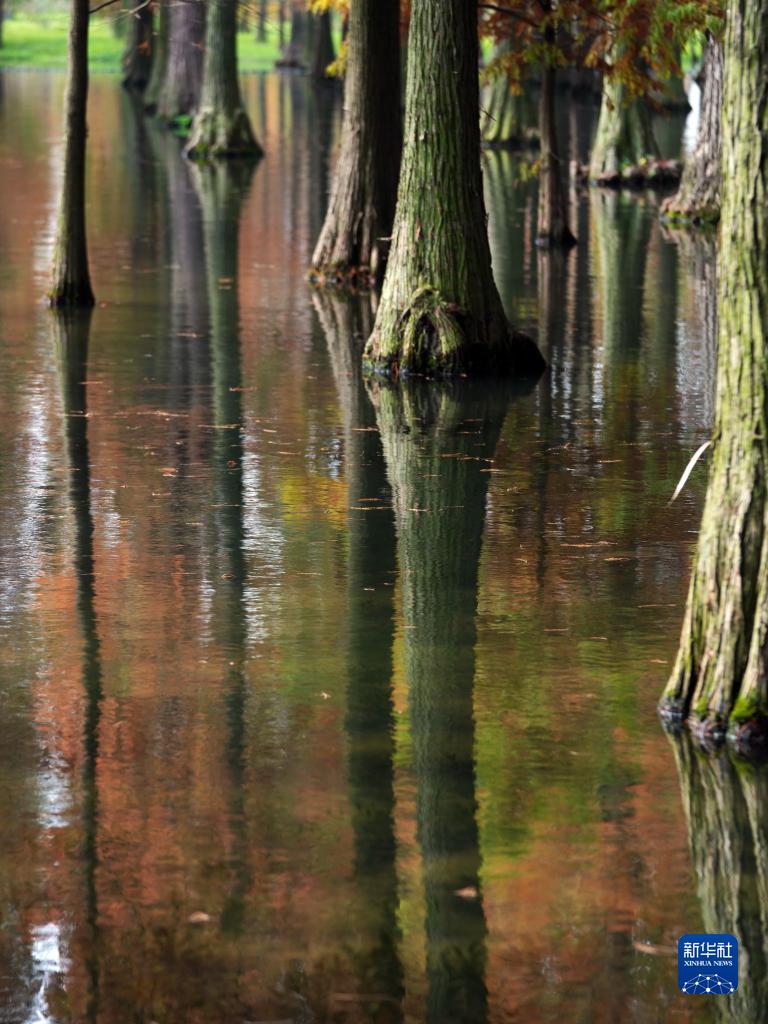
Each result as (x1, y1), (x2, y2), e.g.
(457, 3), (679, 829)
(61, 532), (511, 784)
(659, 198), (720, 229)
(659, 697), (768, 760)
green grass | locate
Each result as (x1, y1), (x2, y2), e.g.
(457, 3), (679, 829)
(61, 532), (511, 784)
(0, 14), (286, 72)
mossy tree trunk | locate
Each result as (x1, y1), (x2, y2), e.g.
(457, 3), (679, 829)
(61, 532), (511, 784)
(589, 73), (659, 184)
(660, 0), (768, 755)
(121, 0), (154, 93)
(313, 291), (405, 1012)
(142, 0), (169, 113)
(662, 37), (723, 225)
(537, 31), (575, 247)
(310, 9), (335, 79)
(372, 381), (513, 1022)
(310, 0), (401, 287)
(49, 0), (95, 308)
(186, 0), (262, 160)
(157, 0), (205, 124)
(364, 0), (545, 378)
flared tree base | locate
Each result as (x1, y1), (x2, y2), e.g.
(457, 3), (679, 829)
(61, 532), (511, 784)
(660, 195), (720, 228)
(48, 277), (95, 309)
(185, 107), (264, 161)
(363, 287), (546, 379)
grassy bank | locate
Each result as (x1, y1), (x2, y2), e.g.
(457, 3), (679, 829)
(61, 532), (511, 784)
(0, 14), (286, 72)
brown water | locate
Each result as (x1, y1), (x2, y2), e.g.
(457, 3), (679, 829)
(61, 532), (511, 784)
(0, 70), (753, 1024)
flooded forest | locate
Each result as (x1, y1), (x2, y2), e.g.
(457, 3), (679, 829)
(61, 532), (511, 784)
(0, 0), (766, 1021)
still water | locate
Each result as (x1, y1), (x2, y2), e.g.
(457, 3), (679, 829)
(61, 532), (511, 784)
(0, 70), (754, 1023)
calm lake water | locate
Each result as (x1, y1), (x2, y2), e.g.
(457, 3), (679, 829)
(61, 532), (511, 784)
(0, 70), (757, 1023)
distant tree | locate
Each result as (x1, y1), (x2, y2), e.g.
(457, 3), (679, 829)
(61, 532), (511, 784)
(186, 0), (263, 159)
(276, 0), (306, 67)
(256, 0), (267, 41)
(121, 1), (154, 93)
(311, 0), (401, 287)
(143, 0), (170, 113)
(50, 0), (94, 307)
(157, 0), (205, 124)
(310, 8), (335, 78)
(662, 35), (723, 225)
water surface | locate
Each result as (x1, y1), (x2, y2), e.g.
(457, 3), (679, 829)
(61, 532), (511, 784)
(0, 70), (746, 1024)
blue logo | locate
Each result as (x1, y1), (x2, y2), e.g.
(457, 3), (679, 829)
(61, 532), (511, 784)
(678, 933), (738, 994)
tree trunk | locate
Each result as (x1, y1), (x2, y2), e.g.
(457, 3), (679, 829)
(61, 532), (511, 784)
(186, 0), (262, 160)
(537, 55), (575, 247)
(143, 0), (170, 113)
(589, 73), (659, 184)
(276, 3), (306, 68)
(0, 0), (4, 50)
(121, 0), (154, 93)
(310, 0), (401, 287)
(256, 0), (267, 42)
(660, 0), (768, 755)
(49, 0), (94, 308)
(310, 9), (335, 79)
(157, 0), (205, 124)
(363, 0), (545, 378)
(662, 37), (723, 226)
(278, 0), (286, 49)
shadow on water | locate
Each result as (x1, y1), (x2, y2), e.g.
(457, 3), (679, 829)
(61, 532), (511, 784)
(672, 734), (768, 1021)
(53, 309), (102, 1022)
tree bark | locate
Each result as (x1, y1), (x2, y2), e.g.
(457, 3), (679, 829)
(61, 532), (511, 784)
(121, 0), (154, 93)
(660, 0), (768, 755)
(186, 0), (262, 160)
(157, 0), (205, 124)
(142, 0), (170, 113)
(364, 0), (545, 378)
(662, 37), (723, 226)
(310, 0), (401, 287)
(310, 9), (335, 79)
(49, 0), (95, 308)
(589, 73), (660, 184)
(537, 53), (576, 247)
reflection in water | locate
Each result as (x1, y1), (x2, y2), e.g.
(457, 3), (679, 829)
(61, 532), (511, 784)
(673, 736), (768, 1021)
(372, 382), (523, 1023)
(315, 292), (404, 1021)
(53, 310), (102, 1022)
(0, 70), (735, 1023)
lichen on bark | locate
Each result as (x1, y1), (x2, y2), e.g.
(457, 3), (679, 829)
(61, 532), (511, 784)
(363, 0), (545, 378)
(660, 0), (768, 757)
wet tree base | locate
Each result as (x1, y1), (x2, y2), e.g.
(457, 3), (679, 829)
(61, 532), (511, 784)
(364, 288), (546, 380)
(307, 264), (375, 291)
(48, 279), (95, 309)
(481, 129), (540, 152)
(658, 697), (768, 760)
(574, 159), (682, 190)
(659, 200), (720, 229)
(185, 108), (264, 161)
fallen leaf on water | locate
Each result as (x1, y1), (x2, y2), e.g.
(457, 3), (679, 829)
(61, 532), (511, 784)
(633, 941), (676, 957)
(454, 886), (479, 899)
(187, 912), (212, 925)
